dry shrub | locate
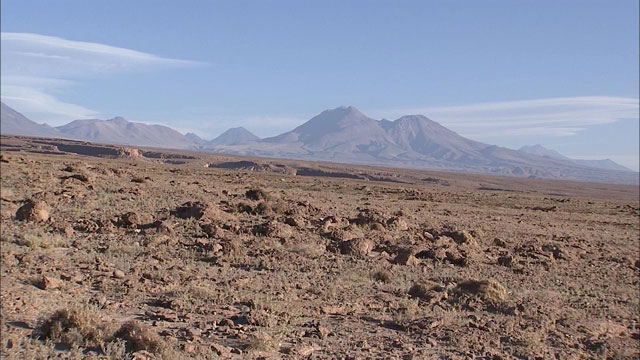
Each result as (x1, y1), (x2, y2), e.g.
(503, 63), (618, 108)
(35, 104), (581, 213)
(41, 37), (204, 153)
(254, 200), (289, 216)
(395, 297), (421, 323)
(226, 237), (246, 259)
(409, 282), (448, 303)
(248, 308), (278, 328)
(37, 305), (106, 348)
(254, 201), (272, 215)
(102, 338), (127, 360)
(372, 270), (391, 283)
(288, 242), (325, 258)
(245, 331), (279, 353)
(246, 188), (270, 201)
(409, 283), (433, 299)
(17, 231), (69, 249)
(112, 320), (163, 353)
(270, 200), (289, 215)
(455, 279), (507, 302)
(236, 202), (254, 214)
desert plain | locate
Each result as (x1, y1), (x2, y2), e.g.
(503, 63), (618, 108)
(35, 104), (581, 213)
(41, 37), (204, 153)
(0, 135), (638, 359)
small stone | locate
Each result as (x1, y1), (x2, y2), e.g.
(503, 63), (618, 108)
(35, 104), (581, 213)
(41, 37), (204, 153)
(187, 328), (202, 338)
(95, 295), (108, 306)
(552, 248), (570, 260)
(63, 225), (74, 237)
(318, 326), (330, 339)
(120, 212), (140, 226)
(394, 249), (420, 266)
(386, 217), (408, 231)
(211, 343), (231, 356)
(154, 220), (174, 234)
(69, 173), (91, 183)
(370, 222), (386, 231)
(427, 337), (438, 347)
(497, 255), (513, 267)
(172, 201), (224, 220)
(113, 270), (126, 279)
(284, 216), (307, 227)
(253, 220), (293, 239)
(120, 212), (152, 227)
(494, 238), (507, 247)
(295, 344), (321, 356)
(183, 343), (196, 353)
(340, 238), (374, 257)
(131, 350), (156, 360)
(202, 223), (224, 238)
(448, 230), (477, 246)
(40, 276), (63, 290)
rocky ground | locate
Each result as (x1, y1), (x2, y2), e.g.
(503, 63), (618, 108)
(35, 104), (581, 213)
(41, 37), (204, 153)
(1, 136), (639, 359)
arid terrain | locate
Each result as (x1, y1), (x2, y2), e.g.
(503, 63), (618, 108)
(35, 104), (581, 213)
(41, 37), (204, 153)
(1, 135), (638, 359)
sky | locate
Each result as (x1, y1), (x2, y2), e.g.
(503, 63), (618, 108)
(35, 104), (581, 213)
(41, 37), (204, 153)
(1, 0), (638, 170)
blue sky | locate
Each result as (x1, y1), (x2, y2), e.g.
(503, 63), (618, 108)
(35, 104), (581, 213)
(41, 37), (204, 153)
(1, 0), (638, 169)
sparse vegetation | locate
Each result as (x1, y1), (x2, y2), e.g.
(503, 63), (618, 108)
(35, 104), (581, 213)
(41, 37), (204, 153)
(246, 188), (270, 201)
(16, 230), (69, 249)
(1, 140), (638, 359)
(372, 269), (391, 283)
(112, 320), (163, 353)
(455, 279), (507, 302)
(37, 305), (107, 348)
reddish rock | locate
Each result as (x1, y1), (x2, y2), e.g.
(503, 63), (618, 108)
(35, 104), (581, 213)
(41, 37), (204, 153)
(40, 276), (63, 290)
(172, 201), (225, 220)
(16, 200), (49, 222)
(340, 238), (374, 257)
(394, 251), (420, 266)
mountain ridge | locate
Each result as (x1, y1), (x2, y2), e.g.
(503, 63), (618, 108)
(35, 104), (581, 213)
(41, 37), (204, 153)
(519, 144), (632, 172)
(55, 116), (196, 149)
(0, 102), (66, 138)
(1, 102), (636, 184)
(209, 127), (260, 146)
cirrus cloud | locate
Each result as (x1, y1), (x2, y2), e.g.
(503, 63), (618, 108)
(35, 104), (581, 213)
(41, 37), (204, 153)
(1, 32), (204, 124)
(373, 96), (639, 139)
(1, 32), (204, 77)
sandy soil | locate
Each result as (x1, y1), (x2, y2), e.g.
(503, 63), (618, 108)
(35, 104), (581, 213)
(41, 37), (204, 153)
(1, 136), (638, 359)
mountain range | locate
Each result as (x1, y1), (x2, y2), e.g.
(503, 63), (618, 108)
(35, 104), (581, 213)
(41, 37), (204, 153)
(1, 102), (63, 138)
(518, 144), (631, 172)
(1, 102), (636, 184)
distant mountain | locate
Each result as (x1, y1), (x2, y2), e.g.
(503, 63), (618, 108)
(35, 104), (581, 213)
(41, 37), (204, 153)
(519, 144), (632, 172)
(55, 116), (196, 149)
(207, 106), (549, 167)
(206, 106), (638, 184)
(1, 102), (636, 184)
(209, 127), (260, 146)
(573, 159), (632, 172)
(185, 132), (208, 145)
(518, 144), (570, 160)
(0, 102), (64, 138)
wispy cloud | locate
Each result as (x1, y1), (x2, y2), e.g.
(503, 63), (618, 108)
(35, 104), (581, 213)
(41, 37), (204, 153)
(1, 85), (98, 121)
(1, 33), (203, 76)
(1, 32), (203, 124)
(373, 96), (639, 139)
